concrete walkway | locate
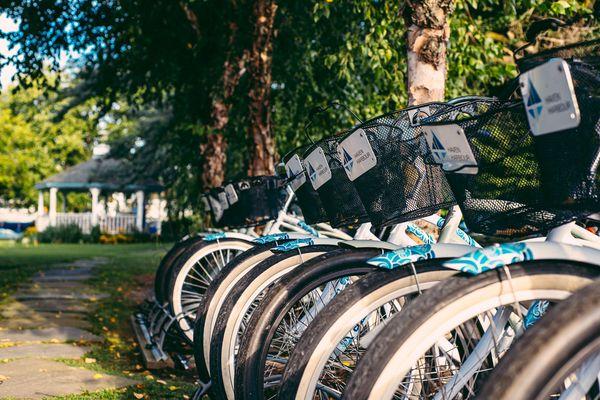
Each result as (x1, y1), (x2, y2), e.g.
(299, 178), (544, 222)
(0, 258), (138, 399)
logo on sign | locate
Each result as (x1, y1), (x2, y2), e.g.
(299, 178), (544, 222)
(430, 131), (447, 163)
(526, 78), (543, 120)
(308, 162), (317, 183)
(342, 148), (353, 173)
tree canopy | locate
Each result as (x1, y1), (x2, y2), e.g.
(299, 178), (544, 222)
(0, 0), (597, 224)
(0, 81), (94, 206)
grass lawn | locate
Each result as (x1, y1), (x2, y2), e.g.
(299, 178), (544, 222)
(0, 242), (199, 399)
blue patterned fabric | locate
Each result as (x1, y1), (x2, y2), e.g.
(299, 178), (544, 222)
(253, 233), (290, 244)
(367, 244), (436, 270)
(203, 232), (227, 242)
(297, 221), (319, 236)
(524, 300), (550, 329)
(443, 242), (534, 275)
(406, 224), (435, 244)
(272, 238), (315, 252)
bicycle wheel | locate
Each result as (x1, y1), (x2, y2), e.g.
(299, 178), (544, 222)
(193, 241), (292, 382)
(477, 278), (600, 400)
(208, 245), (340, 400)
(343, 261), (599, 400)
(168, 238), (254, 342)
(234, 248), (383, 400)
(154, 235), (203, 304)
(279, 263), (458, 400)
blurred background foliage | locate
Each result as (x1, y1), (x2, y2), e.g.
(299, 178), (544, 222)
(0, 0), (597, 232)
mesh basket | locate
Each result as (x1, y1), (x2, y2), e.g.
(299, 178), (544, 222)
(345, 103), (457, 228)
(304, 137), (369, 228)
(517, 39), (600, 72)
(421, 82), (599, 236)
(282, 148), (329, 225)
(216, 176), (285, 228)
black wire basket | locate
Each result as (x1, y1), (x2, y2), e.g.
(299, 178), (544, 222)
(216, 176), (285, 228)
(282, 147), (329, 225)
(304, 136), (370, 228)
(421, 84), (599, 237)
(517, 38), (600, 72)
(343, 103), (457, 228)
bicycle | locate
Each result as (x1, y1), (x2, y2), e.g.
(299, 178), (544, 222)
(231, 102), (485, 400)
(341, 37), (600, 400)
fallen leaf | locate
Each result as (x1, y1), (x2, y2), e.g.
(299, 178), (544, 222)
(84, 358), (96, 364)
(93, 373), (103, 379)
(133, 393), (144, 399)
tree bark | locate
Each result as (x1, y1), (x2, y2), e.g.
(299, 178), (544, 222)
(180, 2), (248, 188)
(201, 28), (248, 188)
(246, 0), (278, 176)
(182, 1), (248, 188)
(404, 0), (453, 106)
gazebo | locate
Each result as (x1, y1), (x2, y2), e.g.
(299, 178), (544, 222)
(35, 157), (164, 234)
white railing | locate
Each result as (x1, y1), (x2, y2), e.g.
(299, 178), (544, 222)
(53, 212), (138, 234)
(100, 214), (136, 234)
(56, 212), (92, 233)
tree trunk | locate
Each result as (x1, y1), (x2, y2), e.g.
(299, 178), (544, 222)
(404, 0), (453, 106)
(246, 0), (278, 176)
(201, 34), (248, 188)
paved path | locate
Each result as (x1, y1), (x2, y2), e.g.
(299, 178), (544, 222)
(0, 258), (138, 399)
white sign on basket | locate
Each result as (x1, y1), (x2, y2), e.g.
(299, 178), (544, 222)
(423, 124), (478, 175)
(285, 154), (307, 191)
(217, 191), (230, 209)
(519, 58), (580, 136)
(337, 129), (377, 181)
(225, 184), (239, 205)
(304, 147), (332, 190)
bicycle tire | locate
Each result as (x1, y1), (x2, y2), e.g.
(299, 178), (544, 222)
(476, 278), (600, 400)
(234, 248), (383, 400)
(208, 245), (340, 400)
(167, 238), (254, 342)
(343, 261), (599, 400)
(279, 262), (457, 400)
(153, 235), (203, 304)
(193, 241), (291, 382)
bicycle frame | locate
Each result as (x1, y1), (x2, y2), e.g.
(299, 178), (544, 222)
(424, 221), (600, 399)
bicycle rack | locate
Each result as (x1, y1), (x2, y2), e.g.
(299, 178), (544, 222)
(131, 300), (176, 369)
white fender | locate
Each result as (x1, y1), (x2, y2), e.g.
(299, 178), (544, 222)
(338, 240), (400, 251)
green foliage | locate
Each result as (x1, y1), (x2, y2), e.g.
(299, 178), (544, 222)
(37, 223), (158, 244)
(90, 225), (102, 243)
(0, 83), (92, 206)
(38, 224), (85, 243)
(0, 0), (597, 225)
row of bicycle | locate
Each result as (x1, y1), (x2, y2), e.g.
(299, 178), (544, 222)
(138, 32), (600, 399)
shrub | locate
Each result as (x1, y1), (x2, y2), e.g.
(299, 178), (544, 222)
(38, 224), (84, 243)
(89, 225), (101, 243)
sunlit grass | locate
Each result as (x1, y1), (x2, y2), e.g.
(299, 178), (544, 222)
(0, 242), (205, 399)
